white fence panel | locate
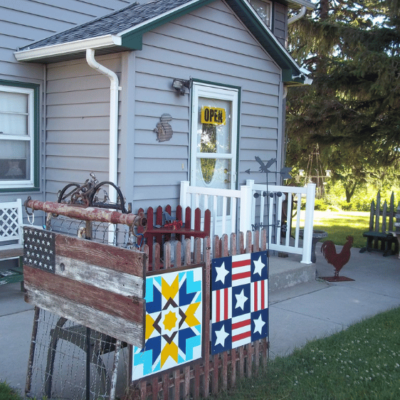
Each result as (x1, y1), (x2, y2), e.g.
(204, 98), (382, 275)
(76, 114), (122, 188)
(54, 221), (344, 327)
(180, 181), (315, 264)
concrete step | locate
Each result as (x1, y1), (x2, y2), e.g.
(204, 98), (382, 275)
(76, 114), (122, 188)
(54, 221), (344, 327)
(269, 253), (316, 293)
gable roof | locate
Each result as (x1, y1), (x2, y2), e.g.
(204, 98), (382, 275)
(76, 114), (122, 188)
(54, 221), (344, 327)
(15, 0), (310, 86)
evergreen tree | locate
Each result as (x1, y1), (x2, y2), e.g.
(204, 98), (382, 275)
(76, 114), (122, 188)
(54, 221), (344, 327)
(286, 0), (400, 201)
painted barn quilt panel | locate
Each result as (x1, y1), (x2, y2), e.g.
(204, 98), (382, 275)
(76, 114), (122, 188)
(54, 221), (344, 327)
(211, 252), (268, 354)
(132, 266), (203, 380)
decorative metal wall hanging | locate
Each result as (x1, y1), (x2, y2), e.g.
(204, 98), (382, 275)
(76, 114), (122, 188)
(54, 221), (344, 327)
(154, 114), (173, 142)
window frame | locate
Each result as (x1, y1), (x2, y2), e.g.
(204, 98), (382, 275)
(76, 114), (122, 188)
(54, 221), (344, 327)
(190, 81), (240, 190)
(249, 0), (273, 29)
(0, 80), (40, 193)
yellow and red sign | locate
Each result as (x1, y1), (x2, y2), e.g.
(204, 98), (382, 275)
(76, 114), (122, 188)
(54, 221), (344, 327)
(201, 106), (226, 125)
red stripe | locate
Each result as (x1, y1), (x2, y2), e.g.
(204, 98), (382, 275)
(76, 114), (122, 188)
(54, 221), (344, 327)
(232, 272), (251, 280)
(232, 319), (251, 330)
(254, 281), (258, 311)
(232, 259), (251, 268)
(261, 280), (265, 309)
(232, 331), (251, 342)
(216, 290), (220, 322)
(224, 288), (228, 320)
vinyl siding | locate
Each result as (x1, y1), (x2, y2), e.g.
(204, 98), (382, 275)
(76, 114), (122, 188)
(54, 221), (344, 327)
(132, 0), (283, 212)
(0, 0), (133, 207)
(44, 54), (123, 202)
(273, 2), (287, 47)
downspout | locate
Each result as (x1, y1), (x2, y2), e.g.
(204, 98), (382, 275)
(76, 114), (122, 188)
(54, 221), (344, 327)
(288, 6), (306, 25)
(86, 48), (120, 244)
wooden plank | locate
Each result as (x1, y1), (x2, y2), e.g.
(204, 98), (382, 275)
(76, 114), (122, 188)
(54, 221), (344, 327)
(24, 284), (143, 347)
(239, 346), (244, 378)
(152, 377), (158, 400)
(55, 255), (143, 298)
(231, 348), (237, 388)
(140, 381), (147, 400)
(24, 266), (144, 324)
(184, 365), (190, 399)
(163, 373), (169, 400)
(194, 365), (200, 399)
(222, 352), (228, 391)
(254, 340), (260, 372)
(212, 354), (219, 395)
(202, 236), (211, 398)
(174, 369), (181, 399)
(55, 233), (146, 277)
(246, 344), (253, 378)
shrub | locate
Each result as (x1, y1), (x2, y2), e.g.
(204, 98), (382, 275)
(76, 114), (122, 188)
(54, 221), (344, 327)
(314, 198), (329, 211)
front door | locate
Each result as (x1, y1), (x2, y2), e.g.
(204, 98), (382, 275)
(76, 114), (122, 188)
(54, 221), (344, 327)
(190, 83), (239, 235)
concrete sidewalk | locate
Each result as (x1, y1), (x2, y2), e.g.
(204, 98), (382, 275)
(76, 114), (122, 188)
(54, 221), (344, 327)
(1, 245), (399, 395)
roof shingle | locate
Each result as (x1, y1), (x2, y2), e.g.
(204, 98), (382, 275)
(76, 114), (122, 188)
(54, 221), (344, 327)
(21, 0), (194, 51)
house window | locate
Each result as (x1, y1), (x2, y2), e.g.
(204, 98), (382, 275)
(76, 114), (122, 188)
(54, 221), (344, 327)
(0, 83), (38, 191)
(249, 0), (272, 28)
(191, 82), (239, 193)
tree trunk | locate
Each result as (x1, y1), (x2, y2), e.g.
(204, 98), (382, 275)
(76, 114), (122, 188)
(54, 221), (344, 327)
(345, 182), (357, 203)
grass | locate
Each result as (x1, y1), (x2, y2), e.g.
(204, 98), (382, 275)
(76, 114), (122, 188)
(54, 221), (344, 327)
(300, 210), (370, 248)
(0, 381), (21, 400)
(218, 306), (400, 400)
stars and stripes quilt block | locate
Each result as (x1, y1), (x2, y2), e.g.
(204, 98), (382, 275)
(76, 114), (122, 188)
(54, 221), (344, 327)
(131, 266), (203, 381)
(211, 251), (268, 355)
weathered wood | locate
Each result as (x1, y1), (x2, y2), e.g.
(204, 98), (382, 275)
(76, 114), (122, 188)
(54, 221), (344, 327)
(194, 365), (200, 399)
(230, 348), (236, 388)
(212, 354), (219, 395)
(254, 340), (260, 371)
(0, 246), (24, 259)
(174, 369), (181, 400)
(222, 352), (228, 391)
(184, 365), (190, 399)
(24, 266), (144, 324)
(24, 284), (144, 347)
(239, 346), (244, 378)
(140, 381), (147, 400)
(152, 377), (158, 400)
(163, 373), (169, 400)
(246, 343), (253, 378)
(202, 236), (211, 398)
(55, 233), (146, 277)
(55, 255), (143, 298)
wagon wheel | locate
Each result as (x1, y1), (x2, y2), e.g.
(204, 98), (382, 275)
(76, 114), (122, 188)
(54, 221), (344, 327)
(89, 181), (128, 213)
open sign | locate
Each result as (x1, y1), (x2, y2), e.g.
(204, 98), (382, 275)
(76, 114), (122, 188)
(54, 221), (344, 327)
(201, 106), (226, 125)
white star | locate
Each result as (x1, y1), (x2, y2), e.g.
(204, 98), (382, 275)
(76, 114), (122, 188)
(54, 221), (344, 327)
(215, 262), (230, 284)
(253, 256), (265, 277)
(235, 289), (248, 310)
(215, 325), (229, 347)
(253, 314), (266, 334)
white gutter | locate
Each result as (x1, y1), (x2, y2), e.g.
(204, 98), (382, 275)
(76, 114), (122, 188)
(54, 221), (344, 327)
(15, 35), (121, 62)
(86, 48), (120, 244)
(288, 6), (307, 25)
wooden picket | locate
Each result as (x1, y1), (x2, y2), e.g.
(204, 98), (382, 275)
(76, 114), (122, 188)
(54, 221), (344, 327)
(126, 230), (269, 400)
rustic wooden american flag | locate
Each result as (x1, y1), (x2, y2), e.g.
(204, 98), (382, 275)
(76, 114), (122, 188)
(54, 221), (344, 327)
(23, 227), (146, 348)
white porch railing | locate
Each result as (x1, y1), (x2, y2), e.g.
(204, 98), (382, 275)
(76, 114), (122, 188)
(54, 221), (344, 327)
(246, 180), (316, 264)
(180, 181), (316, 264)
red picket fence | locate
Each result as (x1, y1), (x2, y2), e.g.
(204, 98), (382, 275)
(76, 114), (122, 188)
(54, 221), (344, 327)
(126, 229), (269, 400)
(137, 205), (211, 265)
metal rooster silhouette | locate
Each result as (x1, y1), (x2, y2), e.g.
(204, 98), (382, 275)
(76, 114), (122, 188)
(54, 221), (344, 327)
(320, 236), (354, 281)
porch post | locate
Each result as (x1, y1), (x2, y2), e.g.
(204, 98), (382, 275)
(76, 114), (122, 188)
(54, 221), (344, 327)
(240, 180), (253, 234)
(180, 181), (190, 222)
(301, 183), (316, 264)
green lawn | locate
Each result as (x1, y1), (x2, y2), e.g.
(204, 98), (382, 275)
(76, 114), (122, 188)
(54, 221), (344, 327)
(218, 306), (400, 400)
(300, 211), (370, 248)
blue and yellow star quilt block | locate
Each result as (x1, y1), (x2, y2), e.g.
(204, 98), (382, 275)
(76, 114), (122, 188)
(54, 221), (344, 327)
(131, 266), (203, 381)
